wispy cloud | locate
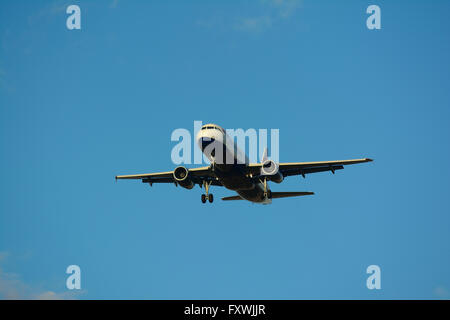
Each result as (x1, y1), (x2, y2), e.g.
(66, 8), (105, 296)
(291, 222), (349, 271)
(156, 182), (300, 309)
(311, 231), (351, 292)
(233, 16), (273, 33)
(110, 0), (119, 9)
(267, 0), (302, 19)
(0, 252), (84, 300)
(434, 286), (450, 299)
(233, 0), (302, 33)
(27, 1), (71, 26)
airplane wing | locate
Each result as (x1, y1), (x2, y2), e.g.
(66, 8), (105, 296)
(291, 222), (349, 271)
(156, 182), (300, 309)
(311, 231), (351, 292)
(115, 166), (222, 186)
(247, 158), (373, 178)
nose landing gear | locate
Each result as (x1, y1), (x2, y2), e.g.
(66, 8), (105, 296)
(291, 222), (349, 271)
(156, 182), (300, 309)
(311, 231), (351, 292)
(201, 180), (214, 203)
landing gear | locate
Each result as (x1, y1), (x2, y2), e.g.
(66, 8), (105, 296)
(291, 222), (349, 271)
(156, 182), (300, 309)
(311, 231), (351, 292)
(201, 180), (214, 204)
(261, 177), (272, 199)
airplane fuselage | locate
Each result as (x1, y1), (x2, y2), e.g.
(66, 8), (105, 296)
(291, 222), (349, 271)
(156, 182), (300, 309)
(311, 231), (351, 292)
(196, 124), (271, 204)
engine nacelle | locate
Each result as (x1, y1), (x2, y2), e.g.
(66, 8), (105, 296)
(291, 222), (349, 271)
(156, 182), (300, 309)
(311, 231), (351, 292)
(173, 166), (194, 189)
(260, 160), (284, 183)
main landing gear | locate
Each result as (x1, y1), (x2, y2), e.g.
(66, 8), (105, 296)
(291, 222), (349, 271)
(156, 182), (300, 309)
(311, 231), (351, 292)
(201, 181), (214, 203)
(261, 177), (272, 199)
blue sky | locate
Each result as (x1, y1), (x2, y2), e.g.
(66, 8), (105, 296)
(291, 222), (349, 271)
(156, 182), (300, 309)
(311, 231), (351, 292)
(0, 0), (449, 299)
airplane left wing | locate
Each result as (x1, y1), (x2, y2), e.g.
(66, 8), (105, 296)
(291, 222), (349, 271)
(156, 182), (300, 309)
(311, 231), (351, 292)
(115, 166), (222, 186)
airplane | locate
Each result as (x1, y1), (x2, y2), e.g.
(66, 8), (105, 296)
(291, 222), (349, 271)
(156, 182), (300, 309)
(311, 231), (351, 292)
(115, 123), (373, 204)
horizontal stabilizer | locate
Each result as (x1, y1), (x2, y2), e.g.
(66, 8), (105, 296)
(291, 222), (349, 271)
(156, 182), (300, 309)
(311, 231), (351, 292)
(222, 192), (314, 201)
(271, 191), (314, 198)
(222, 195), (244, 201)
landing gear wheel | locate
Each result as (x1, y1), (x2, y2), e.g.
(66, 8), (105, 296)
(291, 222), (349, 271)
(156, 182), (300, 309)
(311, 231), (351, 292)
(267, 190), (272, 199)
(202, 180), (213, 204)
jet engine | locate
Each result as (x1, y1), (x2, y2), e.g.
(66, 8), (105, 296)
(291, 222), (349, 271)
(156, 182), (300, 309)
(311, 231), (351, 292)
(173, 166), (195, 189)
(260, 160), (283, 183)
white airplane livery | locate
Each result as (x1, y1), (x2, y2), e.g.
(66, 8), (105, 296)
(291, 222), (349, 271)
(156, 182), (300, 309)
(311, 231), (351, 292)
(116, 123), (373, 204)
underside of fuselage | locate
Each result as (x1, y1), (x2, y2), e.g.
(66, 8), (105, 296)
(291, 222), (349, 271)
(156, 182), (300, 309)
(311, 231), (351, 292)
(212, 163), (269, 203)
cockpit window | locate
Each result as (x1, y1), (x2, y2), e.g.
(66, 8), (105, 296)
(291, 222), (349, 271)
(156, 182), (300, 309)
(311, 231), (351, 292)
(201, 126), (224, 133)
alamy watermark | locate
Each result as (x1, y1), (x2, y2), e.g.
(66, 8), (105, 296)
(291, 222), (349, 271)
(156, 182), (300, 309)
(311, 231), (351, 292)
(66, 265), (81, 290)
(366, 5), (381, 30)
(170, 121), (279, 165)
(366, 265), (381, 290)
(66, 5), (81, 30)
(65, 4), (381, 31)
